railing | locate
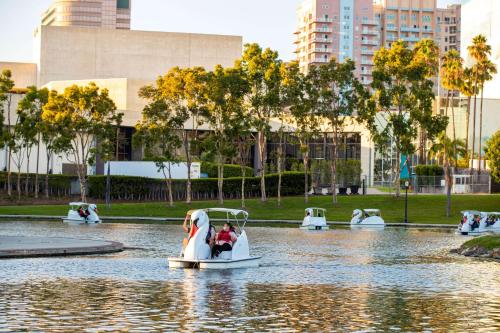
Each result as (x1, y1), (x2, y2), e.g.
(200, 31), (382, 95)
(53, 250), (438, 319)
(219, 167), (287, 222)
(314, 58), (329, 63)
(313, 37), (332, 43)
(362, 29), (379, 35)
(401, 26), (420, 32)
(362, 19), (380, 26)
(313, 17), (333, 23)
(361, 49), (375, 55)
(362, 39), (378, 46)
(314, 48), (331, 53)
(315, 27), (333, 33)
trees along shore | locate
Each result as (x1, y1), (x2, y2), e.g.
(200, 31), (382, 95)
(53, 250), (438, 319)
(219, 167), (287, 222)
(0, 36), (497, 212)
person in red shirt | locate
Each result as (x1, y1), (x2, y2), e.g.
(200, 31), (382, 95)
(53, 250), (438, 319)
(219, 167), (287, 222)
(212, 223), (237, 258)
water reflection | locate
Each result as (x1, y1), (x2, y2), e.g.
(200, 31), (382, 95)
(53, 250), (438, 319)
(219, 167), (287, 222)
(0, 222), (499, 331)
(0, 279), (498, 332)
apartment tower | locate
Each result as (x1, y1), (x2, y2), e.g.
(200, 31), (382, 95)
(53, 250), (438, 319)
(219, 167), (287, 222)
(41, 0), (131, 29)
(295, 0), (379, 85)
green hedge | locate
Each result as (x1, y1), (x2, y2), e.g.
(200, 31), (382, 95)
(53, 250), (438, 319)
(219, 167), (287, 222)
(201, 162), (254, 178)
(87, 172), (307, 201)
(0, 172), (77, 197)
(414, 165), (444, 176)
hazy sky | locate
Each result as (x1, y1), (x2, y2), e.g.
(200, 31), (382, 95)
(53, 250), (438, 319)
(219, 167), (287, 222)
(0, 0), (461, 63)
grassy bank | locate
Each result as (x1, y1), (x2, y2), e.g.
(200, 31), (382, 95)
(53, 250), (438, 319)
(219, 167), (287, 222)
(461, 235), (500, 251)
(0, 194), (499, 224)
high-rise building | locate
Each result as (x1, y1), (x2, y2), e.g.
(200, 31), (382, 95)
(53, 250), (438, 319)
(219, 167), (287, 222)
(436, 4), (461, 55)
(294, 0), (379, 85)
(373, 0), (437, 49)
(41, 0), (131, 30)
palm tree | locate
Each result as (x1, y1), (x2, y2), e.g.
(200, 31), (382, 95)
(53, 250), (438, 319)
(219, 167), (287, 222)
(467, 35), (492, 174)
(428, 133), (467, 217)
(440, 50), (464, 163)
(476, 59), (497, 173)
(459, 67), (476, 160)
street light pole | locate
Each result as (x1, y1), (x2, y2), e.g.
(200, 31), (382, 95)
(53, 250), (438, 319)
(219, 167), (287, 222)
(404, 180), (409, 223)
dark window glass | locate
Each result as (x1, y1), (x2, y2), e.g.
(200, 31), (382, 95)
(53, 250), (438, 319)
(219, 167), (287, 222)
(117, 0), (130, 9)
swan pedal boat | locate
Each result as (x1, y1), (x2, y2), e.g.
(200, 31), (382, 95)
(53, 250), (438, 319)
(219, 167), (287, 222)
(458, 211), (500, 236)
(351, 209), (385, 227)
(168, 208), (261, 269)
(300, 208), (329, 230)
(62, 202), (101, 224)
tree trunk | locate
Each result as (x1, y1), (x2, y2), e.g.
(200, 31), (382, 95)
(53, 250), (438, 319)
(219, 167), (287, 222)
(45, 153), (51, 199)
(165, 164), (174, 208)
(478, 87), (484, 174)
(17, 170), (21, 201)
(258, 131), (267, 202)
(304, 152), (309, 204)
(394, 148), (401, 198)
(465, 96), (471, 156)
(450, 91), (457, 165)
(7, 150), (12, 197)
(35, 138), (40, 198)
(445, 162), (452, 218)
(105, 160), (111, 207)
(470, 83), (478, 175)
(277, 138), (283, 207)
(184, 131), (192, 204)
(331, 130), (338, 204)
(241, 166), (246, 208)
(25, 151), (30, 195)
(217, 158), (224, 205)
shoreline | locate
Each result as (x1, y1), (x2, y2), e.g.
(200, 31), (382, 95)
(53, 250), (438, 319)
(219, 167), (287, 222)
(0, 214), (457, 228)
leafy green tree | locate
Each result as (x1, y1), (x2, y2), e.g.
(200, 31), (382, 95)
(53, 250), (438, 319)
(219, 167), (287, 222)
(317, 59), (365, 204)
(17, 87), (49, 197)
(363, 39), (447, 197)
(42, 83), (122, 202)
(0, 70), (15, 196)
(154, 67), (208, 204)
(236, 43), (282, 202)
(428, 133), (467, 217)
(134, 83), (185, 207)
(203, 65), (248, 205)
(282, 61), (321, 203)
(484, 130), (500, 183)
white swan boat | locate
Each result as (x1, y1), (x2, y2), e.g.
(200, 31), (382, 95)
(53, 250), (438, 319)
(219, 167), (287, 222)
(351, 209), (385, 226)
(62, 202), (101, 224)
(300, 208), (329, 230)
(168, 208), (261, 269)
(458, 211), (500, 235)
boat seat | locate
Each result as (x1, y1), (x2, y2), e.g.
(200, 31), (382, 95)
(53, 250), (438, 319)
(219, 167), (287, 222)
(217, 251), (232, 260)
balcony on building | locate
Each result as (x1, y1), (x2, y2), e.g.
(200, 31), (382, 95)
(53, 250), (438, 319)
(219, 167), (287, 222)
(360, 59), (373, 65)
(362, 29), (379, 35)
(361, 39), (378, 46)
(401, 36), (420, 42)
(313, 17), (333, 23)
(361, 49), (375, 55)
(314, 27), (333, 33)
(313, 47), (331, 53)
(401, 26), (420, 33)
(314, 57), (329, 63)
(313, 37), (332, 43)
(362, 19), (380, 26)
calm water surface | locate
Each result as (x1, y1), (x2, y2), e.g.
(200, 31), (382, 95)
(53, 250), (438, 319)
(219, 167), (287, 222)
(0, 221), (499, 332)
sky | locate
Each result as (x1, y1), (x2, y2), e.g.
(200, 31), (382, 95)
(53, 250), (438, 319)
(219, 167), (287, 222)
(0, 0), (462, 63)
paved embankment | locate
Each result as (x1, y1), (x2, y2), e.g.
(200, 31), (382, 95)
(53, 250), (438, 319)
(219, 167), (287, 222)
(0, 235), (123, 259)
(0, 214), (457, 229)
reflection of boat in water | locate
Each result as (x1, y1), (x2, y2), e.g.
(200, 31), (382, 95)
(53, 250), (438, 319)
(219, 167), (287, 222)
(458, 211), (500, 235)
(300, 208), (329, 230)
(62, 202), (101, 224)
(350, 209), (385, 227)
(168, 208), (261, 269)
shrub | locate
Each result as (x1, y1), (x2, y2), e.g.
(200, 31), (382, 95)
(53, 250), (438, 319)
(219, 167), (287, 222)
(201, 162), (254, 178)
(87, 172), (308, 201)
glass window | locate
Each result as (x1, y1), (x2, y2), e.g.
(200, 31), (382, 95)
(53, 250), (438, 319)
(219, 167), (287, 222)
(117, 0), (130, 9)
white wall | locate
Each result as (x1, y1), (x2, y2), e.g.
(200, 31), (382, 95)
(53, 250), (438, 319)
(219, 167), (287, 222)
(105, 161), (201, 179)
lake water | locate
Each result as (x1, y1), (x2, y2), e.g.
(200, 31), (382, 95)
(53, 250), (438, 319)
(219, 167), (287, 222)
(0, 221), (499, 332)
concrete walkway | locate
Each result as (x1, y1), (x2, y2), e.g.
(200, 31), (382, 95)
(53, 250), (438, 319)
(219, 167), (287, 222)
(0, 214), (457, 229)
(0, 235), (123, 259)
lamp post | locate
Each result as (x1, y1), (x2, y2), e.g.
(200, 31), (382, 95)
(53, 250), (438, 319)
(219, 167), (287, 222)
(404, 180), (409, 223)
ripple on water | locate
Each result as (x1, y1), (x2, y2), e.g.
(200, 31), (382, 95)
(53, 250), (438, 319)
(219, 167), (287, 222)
(0, 222), (499, 332)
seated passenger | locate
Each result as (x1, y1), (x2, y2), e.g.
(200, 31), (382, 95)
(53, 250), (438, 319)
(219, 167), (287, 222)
(212, 223), (238, 258)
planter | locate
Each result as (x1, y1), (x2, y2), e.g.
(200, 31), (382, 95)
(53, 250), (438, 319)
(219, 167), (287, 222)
(338, 187), (348, 195)
(350, 185), (360, 195)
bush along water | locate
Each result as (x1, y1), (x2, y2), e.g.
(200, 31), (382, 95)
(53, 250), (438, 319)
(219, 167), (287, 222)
(88, 172), (308, 201)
